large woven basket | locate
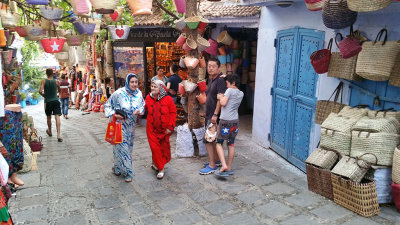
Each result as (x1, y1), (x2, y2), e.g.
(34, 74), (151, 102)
(347, 0), (391, 12)
(389, 51), (400, 87)
(338, 106), (368, 119)
(350, 131), (399, 166)
(356, 29), (400, 81)
(320, 128), (351, 156)
(332, 174), (380, 217)
(306, 163), (334, 200)
(322, 113), (360, 133)
(328, 53), (363, 81)
(352, 116), (400, 133)
(306, 148), (339, 169)
(368, 109), (400, 123)
(315, 81), (346, 124)
(322, 0), (357, 29)
(393, 147), (400, 184)
(331, 155), (371, 182)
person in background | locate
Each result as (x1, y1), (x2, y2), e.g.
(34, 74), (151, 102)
(214, 74), (244, 177)
(39, 68), (63, 142)
(145, 80), (176, 179)
(166, 64), (182, 103)
(59, 74), (70, 119)
(200, 58), (226, 175)
(104, 74), (145, 183)
(105, 77), (115, 99)
(151, 66), (168, 84)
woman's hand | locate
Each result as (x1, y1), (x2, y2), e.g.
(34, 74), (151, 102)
(115, 114), (125, 120)
(165, 129), (172, 135)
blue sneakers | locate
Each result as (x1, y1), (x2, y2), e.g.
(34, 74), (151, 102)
(199, 165), (217, 175)
(203, 160), (222, 168)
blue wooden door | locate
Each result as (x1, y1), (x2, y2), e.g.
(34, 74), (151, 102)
(270, 28), (324, 171)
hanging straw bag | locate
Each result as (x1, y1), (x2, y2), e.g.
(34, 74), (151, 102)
(182, 80), (197, 93)
(305, 147), (340, 169)
(23, 23), (47, 41)
(389, 50), (400, 87)
(108, 25), (130, 40)
(337, 27), (362, 59)
(393, 147), (400, 184)
(217, 30), (233, 45)
(347, 0), (391, 12)
(65, 32), (83, 46)
(356, 29), (400, 81)
(90, 0), (118, 14)
(0, 9), (19, 29)
(331, 154), (374, 182)
(305, 0), (326, 11)
(73, 18), (96, 35)
(39, 6), (63, 20)
(322, 0), (357, 29)
(72, 0), (91, 15)
(315, 81), (346, 124)
(368, 108), (400, 123)
(197, 36), (210, 53)
(127, 0), (153, 16)
(310, 38), (332, 74)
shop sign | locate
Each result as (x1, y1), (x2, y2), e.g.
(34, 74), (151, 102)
(128, 28), (181, 42)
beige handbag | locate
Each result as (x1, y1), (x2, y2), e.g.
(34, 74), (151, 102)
(305, 148), (339, 169)
(331, 154), (375, 182)
(315, 82), (346, 124)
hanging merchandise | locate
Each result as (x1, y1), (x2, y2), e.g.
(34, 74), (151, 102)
(176, 33), (186, 47)
(127, 0), (153, 16)
(179, 56), (186, 68)
(182, 80), (197, 93)
(72, 0), (91, 15)
(183, 56), (199, 69)
(90, 0), (118, 14)
(197, 36), (210, 53)
(185, 15), (201, 30)
(197, 17), (208, 35)
(205, 39), (218, 56)
(73, 19), (96, 35)
(393, 147), (400, 184)
(108, 25), (130, 40)
(217, 30), (233, 45)
(0, 29), (5, 47)
(26, 0), (49, 5)
(41, 18), (54, 31)
(65, 32), (83, 46)
(322, 0), (357, 29)
(310, 38), (332, 74)
(88, 18), (101, 34)
(305, 0), (326, 11)
(199, 56), (206, 68)
(0, 9), (19, 29)
(103, 7), (123, 23)
(347, 0), (391, 12)
(13, 26), (27, 37)
(39, 6), (63, 20)
(182, 36), (197, 52)
(196, 92), (206, 105)
(173, 0), (186, 14)
(23, 23), (46, 41)
(356, 29), (400, 81)
(40, 37), (66, 53)
(197, 80), (207, 92)
(174, 17), (186, 31)
(389, 51), (400, 87)
(337, 28), (362, 59)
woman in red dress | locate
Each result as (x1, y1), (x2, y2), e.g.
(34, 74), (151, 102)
(145, 80), (176, 179)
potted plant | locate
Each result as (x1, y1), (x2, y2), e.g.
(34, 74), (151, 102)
(20, 93), (27, 108)
(32, 91), (41, 105)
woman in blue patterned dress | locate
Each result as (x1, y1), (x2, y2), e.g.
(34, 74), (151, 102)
(104, 74), (145, 182)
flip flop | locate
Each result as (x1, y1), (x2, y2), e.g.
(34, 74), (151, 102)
(46, 129), (52, 137)
(124, 176), (133, 183)
(215, 170), (230, 177)
(157, 172), (164, 179)
(58, 138), (63, 142)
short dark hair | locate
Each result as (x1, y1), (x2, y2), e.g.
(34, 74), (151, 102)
(225, 74), (241, 88)
(156, 66), (163, 71)
(170, 64), (179, 73)
(207, 58), (220, 67)
(46, 68), (53, 77)
(105, 77), (111, 84)
(61, 73), (66, 79)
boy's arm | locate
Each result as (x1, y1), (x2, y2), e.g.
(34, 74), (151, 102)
(39, 80), (45, 97)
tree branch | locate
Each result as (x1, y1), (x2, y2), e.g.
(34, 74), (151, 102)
(154, 0), (179, 20)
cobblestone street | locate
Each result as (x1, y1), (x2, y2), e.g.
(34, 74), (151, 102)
(8, 102), (400, 225)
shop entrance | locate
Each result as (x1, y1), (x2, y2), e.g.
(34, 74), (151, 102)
(270, 27), (324, 171)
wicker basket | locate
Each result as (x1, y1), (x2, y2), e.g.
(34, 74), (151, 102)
(393, 147), (400, 183)
(338, 106), (368, 119)
(356, 29), (400, 81)
(328, 53), (363, 81)
(332, 174), (380, 217)
(331, 155), (371, 182)
(322, 0), (357, 29)
(305, 148), (339, 169)
(368, 109), (400, 123)
(315, 82), (346, 124)
(347, 0), (391, 12)
(322, 113), (360, 133)
(306, 163), (334, 200)
(389, 51), (400, 87)
(352, 116), (400, 133)
(320, 128), (352, 156)
(350, 131), (399, 166)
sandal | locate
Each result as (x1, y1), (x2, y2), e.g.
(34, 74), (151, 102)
(46, 129), (52, 137)
(112, 167), (121, 176)
(124, 176), (132, 183)
(58, 138), (63, 142)
(157, 172), (164, 179)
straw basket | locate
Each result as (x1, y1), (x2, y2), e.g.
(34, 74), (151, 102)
(310, 38), (332, 74)
(350, 131), (399, 166)
(39, 6), (63, 20)
(368, 109), (400, 123)
(322, 113), (360, 133)
(389, 51), (400, 87)
(306, 163), (334, 200)
(356, 29), (400, 81)
(183, 38), (197, 51)
(66, 34), (83, 46)
(217, 30), (233, 45)
(322, 0), (357, 29)
(331, 155), (372, 182)
(185, 15), (201, 30)
(393, 147), (400, 183)
(41, 18), (53, 31)
(338, 106), (368, 119)
(352, 116), (400, 133)
(305, 148), (339, 169)
(305, 0), (326, 11)
(0, 10), (19, 29)
(23, 24), (46, 41)
(331, 174), (380, 217)
(315, 85), (346, 125)
(174, 17), (186, 31)
(347, 0), (391, 12)
(182, 80), (197, 93)
(197, 36), (210, 53)
(328, 53), (363, 81)
(91, 0), (118, 14)
(320, 128), (351, 156)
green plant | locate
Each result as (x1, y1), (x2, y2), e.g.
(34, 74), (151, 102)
(33, 92), (41, 100)
(20, 93), (27, 101)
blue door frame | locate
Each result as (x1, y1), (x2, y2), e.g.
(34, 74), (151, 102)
(270, 27), (324, 171)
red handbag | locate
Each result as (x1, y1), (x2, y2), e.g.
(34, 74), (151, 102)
(105, 115), (123, 145)
(29, 136), (43, 152)
(310, 38), (333, 74)
(392, 182), (400, 212)
(337, 27), (362, 59)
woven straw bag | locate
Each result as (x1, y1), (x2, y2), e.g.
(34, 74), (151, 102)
(305, 0), (326, 11)
(389, 51), (400, 87)
(352, 116), (400, 134)
(328, 53), (362, 81)
(350, 131), (399, 166)
(0, 9), (19, 29)
(322, 0), (357, 29)
(337, 28), (362, 59)
(310, 38), (332, 74)
(306, 164), (334, 200)
(320, 128), (352, 156)
(368, 108), (400, 123)
(393, 147), (400, 183)
(331, 154), (373, 182)
(338, 105), (368, 119)
(315, 81), (346, 124)
(91, 0), (118, 14)
(356, 29), (400, 81)
(322, 113), (360, 133)
(305, 148), (339, 169)
(347, 0), (391, 12)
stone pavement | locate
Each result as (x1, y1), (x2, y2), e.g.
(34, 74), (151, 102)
(8, 102), (400, 225)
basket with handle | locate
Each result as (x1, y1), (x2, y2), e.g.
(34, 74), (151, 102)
(338, 27), (362, 59)
(306, 147), (340, 169)
(331, 154), (375, 182)
(306, 163), (334, 200)
(39, 6), (63, 20)
(368, 108), (400, 123)
(393, 146), (400, 184)
(315, 81), (346, 124)
(65, 31), (84, 46)
(322, 0), (357, 29)
(310, 38), (333, 74)
(91, 0), (118, 14)
(389, 49), (400, 87)
(352, 116), (400, 133)
(73, 18), (96, 35)
(356, 29), (400, 81)
(305, 0), (326, 11)
(331, 174), (380, 217)
(338, 105), (369, 119)
(347, 0), (391, 12)
(320, 127), (352, 156)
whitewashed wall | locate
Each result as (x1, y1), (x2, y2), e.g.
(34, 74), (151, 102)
(252, 2), (400, 155)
